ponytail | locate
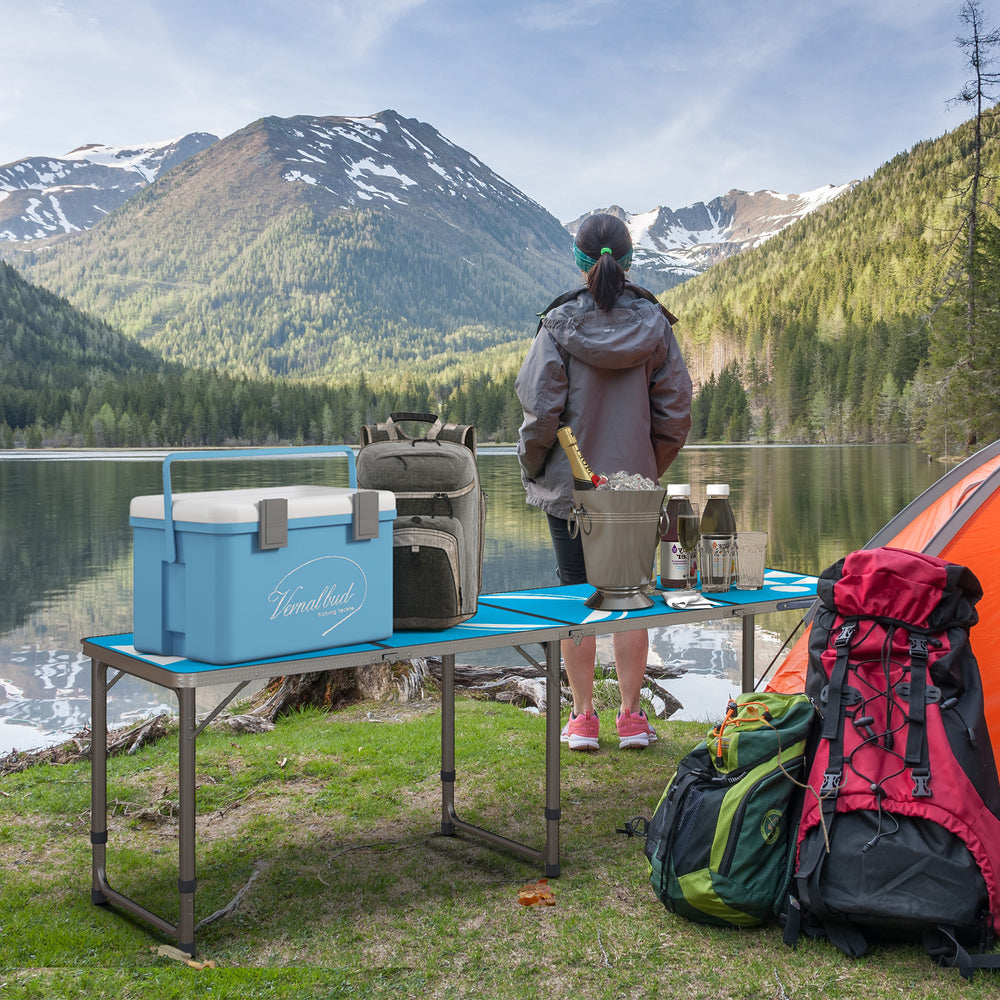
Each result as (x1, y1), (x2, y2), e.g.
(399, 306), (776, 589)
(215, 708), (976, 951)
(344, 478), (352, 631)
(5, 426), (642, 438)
(585, 250), (627, 311)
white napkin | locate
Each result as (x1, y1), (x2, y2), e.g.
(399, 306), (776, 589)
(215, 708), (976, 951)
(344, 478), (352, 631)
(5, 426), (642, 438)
(665, 593), (719, 610)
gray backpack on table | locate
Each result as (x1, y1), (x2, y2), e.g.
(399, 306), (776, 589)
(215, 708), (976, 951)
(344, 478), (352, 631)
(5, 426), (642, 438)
(357, 412), (486, 630)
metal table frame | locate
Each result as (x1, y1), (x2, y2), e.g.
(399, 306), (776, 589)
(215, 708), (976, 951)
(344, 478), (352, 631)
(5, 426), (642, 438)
(83, 576), (816, 954)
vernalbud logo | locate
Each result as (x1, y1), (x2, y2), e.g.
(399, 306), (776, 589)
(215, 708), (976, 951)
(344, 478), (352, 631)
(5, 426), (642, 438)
(267, 556), (368, 636)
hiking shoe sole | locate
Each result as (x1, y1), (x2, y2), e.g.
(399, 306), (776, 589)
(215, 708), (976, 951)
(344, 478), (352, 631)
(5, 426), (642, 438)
(618, 731), (650, 750)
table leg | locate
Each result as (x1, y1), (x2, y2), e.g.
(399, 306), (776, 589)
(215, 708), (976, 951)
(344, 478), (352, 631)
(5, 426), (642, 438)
(543, 639), (561, 877)
(440, 652), (456, 836)
(741, 614), (756, 692)
(438, 646), (560, 872)
(176, 687), (197, 956)
(90, 659), (108, 905)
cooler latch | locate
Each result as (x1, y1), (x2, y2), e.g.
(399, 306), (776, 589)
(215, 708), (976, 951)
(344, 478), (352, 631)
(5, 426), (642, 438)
(352, 490), (380, 541)
(258, 497), (288, 550)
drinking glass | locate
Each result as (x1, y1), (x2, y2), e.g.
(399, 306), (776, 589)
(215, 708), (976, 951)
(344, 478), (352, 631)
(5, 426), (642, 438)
(676, 511), (701, 592)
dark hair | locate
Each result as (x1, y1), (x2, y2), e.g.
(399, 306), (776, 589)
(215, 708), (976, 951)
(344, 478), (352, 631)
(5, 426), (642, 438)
(574, 213), (632, 311)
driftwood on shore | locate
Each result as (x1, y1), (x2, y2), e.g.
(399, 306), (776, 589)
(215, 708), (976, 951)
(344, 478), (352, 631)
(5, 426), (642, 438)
(1, 713), (173, 776)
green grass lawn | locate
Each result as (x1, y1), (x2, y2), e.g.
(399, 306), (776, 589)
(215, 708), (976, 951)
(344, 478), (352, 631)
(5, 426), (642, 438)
(0, 699), (994, 999)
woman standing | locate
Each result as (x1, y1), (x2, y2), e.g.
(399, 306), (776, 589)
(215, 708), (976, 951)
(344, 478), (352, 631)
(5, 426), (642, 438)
(515, 212), (692, 751)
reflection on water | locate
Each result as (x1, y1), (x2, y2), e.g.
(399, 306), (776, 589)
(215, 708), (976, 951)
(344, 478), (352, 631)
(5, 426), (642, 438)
(0, 445), (942, 752)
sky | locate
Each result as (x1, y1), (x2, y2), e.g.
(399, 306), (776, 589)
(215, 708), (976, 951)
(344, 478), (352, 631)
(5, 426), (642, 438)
(0, 0), (983, 222)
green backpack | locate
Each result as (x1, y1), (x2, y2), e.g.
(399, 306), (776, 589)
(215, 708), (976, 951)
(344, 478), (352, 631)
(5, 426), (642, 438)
(644, 691), (815, 928)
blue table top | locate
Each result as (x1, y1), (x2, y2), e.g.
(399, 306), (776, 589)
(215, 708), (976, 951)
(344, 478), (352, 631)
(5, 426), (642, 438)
(83, 569), (818, 677)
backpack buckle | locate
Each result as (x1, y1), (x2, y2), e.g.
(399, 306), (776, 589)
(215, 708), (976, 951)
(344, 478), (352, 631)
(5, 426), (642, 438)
(911, 768), (932, 798)
(909, 635), (929, 657)
(834, 623), (856, 647)
(820, 770), (842, 795)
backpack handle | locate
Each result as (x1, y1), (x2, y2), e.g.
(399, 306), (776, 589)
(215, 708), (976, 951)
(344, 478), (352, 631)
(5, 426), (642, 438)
(384, 412), (445, 441)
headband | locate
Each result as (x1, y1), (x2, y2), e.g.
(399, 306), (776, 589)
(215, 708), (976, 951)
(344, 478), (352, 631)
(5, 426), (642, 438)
(574, 244), (633, 272)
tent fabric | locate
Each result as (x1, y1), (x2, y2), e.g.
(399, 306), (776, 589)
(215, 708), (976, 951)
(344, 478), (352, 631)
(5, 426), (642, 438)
(766, 442), (1000, 770)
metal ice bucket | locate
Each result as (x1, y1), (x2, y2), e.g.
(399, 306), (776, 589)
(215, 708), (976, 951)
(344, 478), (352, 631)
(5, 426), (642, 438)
(568, 487), (666, 609)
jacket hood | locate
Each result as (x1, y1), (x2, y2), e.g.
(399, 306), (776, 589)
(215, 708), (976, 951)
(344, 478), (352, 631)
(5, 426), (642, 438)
(541, 289), (669, 371)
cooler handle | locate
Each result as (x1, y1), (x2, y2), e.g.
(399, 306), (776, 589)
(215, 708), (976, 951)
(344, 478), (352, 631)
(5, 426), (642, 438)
(160, 446), (357, 564)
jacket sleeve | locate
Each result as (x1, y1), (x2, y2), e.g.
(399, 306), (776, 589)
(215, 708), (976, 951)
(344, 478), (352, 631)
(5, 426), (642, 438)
(649, 327), (693, 477)
(514, 330), (568, 481)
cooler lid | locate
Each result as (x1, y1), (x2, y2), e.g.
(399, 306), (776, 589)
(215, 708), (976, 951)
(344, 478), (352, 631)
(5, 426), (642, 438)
(130, 485), (395, 524)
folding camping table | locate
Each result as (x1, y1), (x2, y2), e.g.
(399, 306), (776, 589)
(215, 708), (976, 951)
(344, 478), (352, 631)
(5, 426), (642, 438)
(82, 571), (817, 954)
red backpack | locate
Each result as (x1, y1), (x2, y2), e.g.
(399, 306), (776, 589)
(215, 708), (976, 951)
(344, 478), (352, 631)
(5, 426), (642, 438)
(785, 547), (1000, 977)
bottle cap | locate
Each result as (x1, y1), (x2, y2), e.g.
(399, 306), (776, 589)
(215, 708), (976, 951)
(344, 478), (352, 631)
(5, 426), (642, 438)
(666, 484), (691, 496)
(706, 484), (731, 497)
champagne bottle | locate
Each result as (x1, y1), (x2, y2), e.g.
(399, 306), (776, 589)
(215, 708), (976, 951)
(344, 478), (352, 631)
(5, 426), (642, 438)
(556, 426), (606, 490)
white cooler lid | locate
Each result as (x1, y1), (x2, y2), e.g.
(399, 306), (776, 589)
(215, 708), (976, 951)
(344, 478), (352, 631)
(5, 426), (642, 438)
(130, 485), (395, 524)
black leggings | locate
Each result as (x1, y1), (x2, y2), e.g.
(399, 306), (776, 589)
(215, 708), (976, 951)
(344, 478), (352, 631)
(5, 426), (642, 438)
(546, 514), (588, 585)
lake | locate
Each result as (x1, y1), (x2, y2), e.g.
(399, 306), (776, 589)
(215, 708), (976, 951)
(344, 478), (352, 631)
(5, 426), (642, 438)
(0, 445), (943, 753)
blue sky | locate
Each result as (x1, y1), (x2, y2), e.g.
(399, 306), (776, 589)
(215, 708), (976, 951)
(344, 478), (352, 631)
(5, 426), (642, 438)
(0, 0), (979, 221)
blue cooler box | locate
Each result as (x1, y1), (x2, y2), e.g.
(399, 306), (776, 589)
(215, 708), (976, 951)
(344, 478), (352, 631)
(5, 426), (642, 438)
(129, 449), (395, 664)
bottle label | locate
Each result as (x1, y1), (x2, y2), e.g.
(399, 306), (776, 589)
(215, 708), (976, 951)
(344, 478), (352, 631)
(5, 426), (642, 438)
(660, 541), (697, 589)
(702, 536), (735, 591)
(661, 541), (688, 588)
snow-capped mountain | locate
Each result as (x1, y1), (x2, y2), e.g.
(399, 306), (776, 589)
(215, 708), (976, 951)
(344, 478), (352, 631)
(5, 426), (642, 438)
(0, 133), (218, 241)
(272, 112), (541, 216)
(568, 184), (856, 285)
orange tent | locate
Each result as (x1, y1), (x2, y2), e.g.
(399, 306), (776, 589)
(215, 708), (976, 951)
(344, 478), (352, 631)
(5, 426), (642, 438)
(766, 440), (1000, 769)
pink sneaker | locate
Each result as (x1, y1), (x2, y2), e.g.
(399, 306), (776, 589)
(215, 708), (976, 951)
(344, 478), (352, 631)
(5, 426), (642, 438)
(644, 714), (658, 743)
(561, 711), (600, 751)
(617, 709), (651, 749)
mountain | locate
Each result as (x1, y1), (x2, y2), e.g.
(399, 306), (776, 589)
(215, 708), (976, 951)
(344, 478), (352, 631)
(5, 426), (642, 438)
(567, 184), (855, 289)
(5, 111), (578, 379)
(0, 133), (218, 242)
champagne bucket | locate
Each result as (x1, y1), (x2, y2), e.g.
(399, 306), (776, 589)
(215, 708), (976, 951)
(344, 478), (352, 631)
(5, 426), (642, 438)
(568, 488), (666, 609)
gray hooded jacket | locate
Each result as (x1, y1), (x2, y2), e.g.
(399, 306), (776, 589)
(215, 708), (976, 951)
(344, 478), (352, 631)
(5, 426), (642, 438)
(515, 286), (692, 520)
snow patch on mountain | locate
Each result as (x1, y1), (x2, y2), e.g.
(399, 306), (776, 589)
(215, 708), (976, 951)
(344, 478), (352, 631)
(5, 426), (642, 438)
(272, 112), (538, 214)
(0, 133), (218, 242)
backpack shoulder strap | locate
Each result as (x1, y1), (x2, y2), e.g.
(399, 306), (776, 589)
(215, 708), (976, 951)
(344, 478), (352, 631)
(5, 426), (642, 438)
(624, 283), (679, 326)
(535, 284), (678, 334)
(535, 286), (588, 334)
(435, 422), (477, 455)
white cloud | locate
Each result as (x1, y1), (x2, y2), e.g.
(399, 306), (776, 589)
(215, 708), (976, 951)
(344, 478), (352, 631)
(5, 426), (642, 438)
(515, 0), (621, 31)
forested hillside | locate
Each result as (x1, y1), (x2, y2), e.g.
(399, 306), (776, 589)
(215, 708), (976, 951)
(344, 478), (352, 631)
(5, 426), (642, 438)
(668, 112), (1000, 446)
(0, 261), (168, 445)
(0, 257), (524, 447)
(5, 112), (577, 381)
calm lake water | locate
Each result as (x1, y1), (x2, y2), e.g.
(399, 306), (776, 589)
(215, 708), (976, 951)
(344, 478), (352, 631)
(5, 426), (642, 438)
(0, 445), (943, 753)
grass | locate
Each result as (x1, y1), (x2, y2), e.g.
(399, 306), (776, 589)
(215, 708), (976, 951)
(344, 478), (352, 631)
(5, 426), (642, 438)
(0, 697), (997, 999)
